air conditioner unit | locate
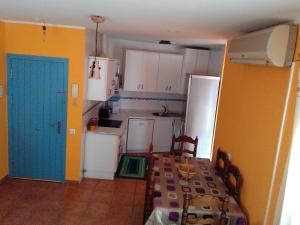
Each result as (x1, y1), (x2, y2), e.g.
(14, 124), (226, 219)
(228, 24), (297, 67)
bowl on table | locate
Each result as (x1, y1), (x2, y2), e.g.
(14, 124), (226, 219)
(178, 163), (196, 179)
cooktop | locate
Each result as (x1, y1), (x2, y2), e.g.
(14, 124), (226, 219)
(98, 119), (122, 128)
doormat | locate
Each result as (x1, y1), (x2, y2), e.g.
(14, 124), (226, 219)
(116, 155), (148, 180)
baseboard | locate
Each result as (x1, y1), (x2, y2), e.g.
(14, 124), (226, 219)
(0, 175), (9, 184)
(64, 180), (81, 185)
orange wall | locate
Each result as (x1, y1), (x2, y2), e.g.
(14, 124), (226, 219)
(265, 62), (298, 224)
(2, 22), (85, 181)
(0, 21), (8, 180)
(213, 48), (293, 224)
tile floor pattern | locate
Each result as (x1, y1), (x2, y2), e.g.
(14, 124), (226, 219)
(0, 178), (146, 225)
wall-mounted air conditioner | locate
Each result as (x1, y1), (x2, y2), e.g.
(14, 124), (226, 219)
(228, 24), (297, 67)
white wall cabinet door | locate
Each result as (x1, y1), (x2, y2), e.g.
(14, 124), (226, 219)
(157, 53), (183, 94)
(194, 50), (210, 75)
(179, 49), (210, 94)
(127, 119), (154, 152)
(124, 50), (143, 91)
(141, 52), (159, 92)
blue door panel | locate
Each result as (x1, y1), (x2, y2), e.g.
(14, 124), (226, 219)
(7, 54), (68, 182)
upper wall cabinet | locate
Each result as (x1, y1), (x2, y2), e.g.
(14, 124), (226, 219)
(124, 50), (183, 94)
(157, 53), (183, 93)
(87, 57), (118, 101)
(124, 50), (159, 92)
(182, 48), (210, 75)
(179, 48), (210, 94)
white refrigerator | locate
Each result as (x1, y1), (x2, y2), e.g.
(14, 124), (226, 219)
(184, 75), (220, 159)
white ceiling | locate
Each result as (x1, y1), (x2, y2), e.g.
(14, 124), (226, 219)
(0, 0), (300, 47)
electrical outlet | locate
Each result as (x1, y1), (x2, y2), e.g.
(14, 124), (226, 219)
(69, 129), (76, 135)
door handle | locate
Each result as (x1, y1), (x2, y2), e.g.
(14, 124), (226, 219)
(51, 121), (61, 134)
(57, 121), (61, 134)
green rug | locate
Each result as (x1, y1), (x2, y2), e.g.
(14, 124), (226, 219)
(116, 155), (148, 180)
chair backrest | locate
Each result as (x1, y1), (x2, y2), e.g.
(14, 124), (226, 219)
(170, 135), (198, 157)
(225, 164), (242, 204)
(215, 148), (230, 181)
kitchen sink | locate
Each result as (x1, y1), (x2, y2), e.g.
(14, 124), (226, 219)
(152, 112), (182, 117)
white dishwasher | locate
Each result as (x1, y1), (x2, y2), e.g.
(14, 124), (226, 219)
(126, 118), (154, 153)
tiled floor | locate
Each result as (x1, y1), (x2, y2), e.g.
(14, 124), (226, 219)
(0, 178), (146, 225)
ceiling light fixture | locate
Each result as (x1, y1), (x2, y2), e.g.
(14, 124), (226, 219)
(89, 15), (105, 79)
(159, 40), (172, 45)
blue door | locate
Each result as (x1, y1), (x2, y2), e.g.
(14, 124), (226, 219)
(7, 54), (68, 182)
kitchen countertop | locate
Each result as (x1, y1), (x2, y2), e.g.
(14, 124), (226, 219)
(88, 110), (184, 136)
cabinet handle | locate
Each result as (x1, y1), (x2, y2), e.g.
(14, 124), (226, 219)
(165, 86), (168, 91)
(137, 84), (140, 89)
(141, 84), (144, 89)
(169, 86), (172, 91)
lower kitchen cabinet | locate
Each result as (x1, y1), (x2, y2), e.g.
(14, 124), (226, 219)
(126, 119), (154, 152)
(84, 132), (120, 180)
(126, 118), (183, 153)
(153, 119), (183, 152)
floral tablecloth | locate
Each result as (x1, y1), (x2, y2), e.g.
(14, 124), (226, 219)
(146, 154), (247, 225)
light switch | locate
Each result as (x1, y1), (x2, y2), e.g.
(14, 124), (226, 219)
(69, 129), (76, 135)
(0, 85), (3, 97)
(72, 83), (79, 98)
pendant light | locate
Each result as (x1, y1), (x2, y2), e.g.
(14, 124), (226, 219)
(89, 15), (105, 79)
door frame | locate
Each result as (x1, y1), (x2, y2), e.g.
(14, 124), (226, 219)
(6, 53), (69, 182)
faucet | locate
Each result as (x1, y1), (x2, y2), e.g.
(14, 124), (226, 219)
(162, 105), (168, 115)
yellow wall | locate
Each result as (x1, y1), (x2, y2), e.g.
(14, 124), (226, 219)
(1, 22), (85, 181)
(0, 21), (8, 180)
(213, 48), (294, 224)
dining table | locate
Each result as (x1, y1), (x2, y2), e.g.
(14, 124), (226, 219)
(145, 154), (247, 225)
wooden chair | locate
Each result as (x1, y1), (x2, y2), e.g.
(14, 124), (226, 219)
(225, 164), (243, 204)
(143, 143), (155, 223)
(170, 135), (198, 157)
(215, 148), (230, 181)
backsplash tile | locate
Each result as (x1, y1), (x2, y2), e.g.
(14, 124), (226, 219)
(119, 90), (186, 112)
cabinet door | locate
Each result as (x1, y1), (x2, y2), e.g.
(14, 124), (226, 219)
(106, 60), (118, 98)
(157, 53), (183, 93)
(127, 119), (154, 152)
(87, 59), (108, 101)
(182, 49), (198, 74)
(84, 132), (120, 180)
(141, 52), (159, 92)
(194, 50), (210, 74)
(153, 119), (174, 152)
(124, 50), (143, 91)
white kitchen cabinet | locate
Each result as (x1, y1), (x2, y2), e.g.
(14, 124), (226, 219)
(142, 52), (159, 91)
(156, 53), (183, 94)
(87, 57), (118, 101)
(153, 118), (183, 152)
(179, 49), (210, 94)
(127, 119), (154, 152)
(152, 119), (173, 152)
(124, 50), (159, 92)
(124, 50), (143, 91)
(84, 132), (121, 180)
